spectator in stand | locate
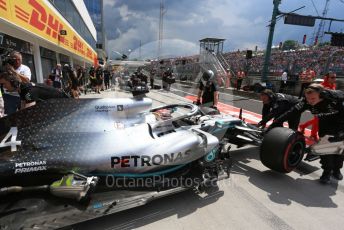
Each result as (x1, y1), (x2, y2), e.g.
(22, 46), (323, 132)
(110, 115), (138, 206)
(309, 67), (316, 79)
(236, 69), (245, 90)
(321, 71), (336, 90)
(3, 51), (31, 115)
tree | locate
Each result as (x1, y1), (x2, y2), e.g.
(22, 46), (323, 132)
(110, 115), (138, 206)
(282, 40), (299, 50)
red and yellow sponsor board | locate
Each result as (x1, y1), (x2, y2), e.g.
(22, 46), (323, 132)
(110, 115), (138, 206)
(0, 0), (97, 64)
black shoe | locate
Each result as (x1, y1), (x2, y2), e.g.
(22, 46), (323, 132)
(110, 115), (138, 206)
(320, 170), (331, 184)
(333, 170), (343, 180)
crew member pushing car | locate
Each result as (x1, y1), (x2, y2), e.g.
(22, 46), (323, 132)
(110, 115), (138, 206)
(270, 84), (344, 184)
(258, 89), (300, 130)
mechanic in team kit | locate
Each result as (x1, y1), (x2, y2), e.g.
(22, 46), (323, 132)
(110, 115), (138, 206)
(196, 70), (219, 109)
(0, 71), (68, 109)
(258, 89), (300, 130)
(270, 84), (344, 184)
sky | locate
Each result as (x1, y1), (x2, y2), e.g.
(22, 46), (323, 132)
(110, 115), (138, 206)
(103, 0), (344, 59)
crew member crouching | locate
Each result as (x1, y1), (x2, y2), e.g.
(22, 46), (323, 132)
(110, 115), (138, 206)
(271, 84), (344, 184)
(258, 89), (300, 130)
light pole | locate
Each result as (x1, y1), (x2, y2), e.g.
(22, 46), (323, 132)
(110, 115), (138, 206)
(262, 0), (281, 82)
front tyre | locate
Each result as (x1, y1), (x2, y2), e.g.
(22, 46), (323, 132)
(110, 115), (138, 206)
(260, 127), (305, 173)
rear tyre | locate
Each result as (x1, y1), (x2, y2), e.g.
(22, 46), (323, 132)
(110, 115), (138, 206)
(260, 127), (305, 173)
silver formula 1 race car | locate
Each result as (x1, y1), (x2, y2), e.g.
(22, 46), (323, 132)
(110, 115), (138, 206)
(1, 96), (343, 229)
(0, 97), (263, 229)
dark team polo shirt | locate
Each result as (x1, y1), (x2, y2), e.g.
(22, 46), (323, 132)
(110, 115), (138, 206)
(199, 81), (219, 104)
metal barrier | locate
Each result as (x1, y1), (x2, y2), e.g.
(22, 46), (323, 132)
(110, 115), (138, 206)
(179, 73), (344, 96)
(228, 74), (344, 96)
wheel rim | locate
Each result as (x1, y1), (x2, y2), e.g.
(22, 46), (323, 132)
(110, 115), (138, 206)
(287, 142), (304, 167)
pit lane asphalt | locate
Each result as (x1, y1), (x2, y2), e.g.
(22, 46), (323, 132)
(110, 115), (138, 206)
(76, 87), (344, 230)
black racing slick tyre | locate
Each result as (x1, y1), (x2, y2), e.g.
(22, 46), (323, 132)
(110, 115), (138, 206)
(260, 127), (305, 173)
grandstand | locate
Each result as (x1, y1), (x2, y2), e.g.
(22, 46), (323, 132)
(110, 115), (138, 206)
(222, 45), (344, 76)
(144, 44), (344, 93)
(149, 44), (343, 79)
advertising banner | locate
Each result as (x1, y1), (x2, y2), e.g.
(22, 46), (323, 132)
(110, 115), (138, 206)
(0, 0), (97, 64)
